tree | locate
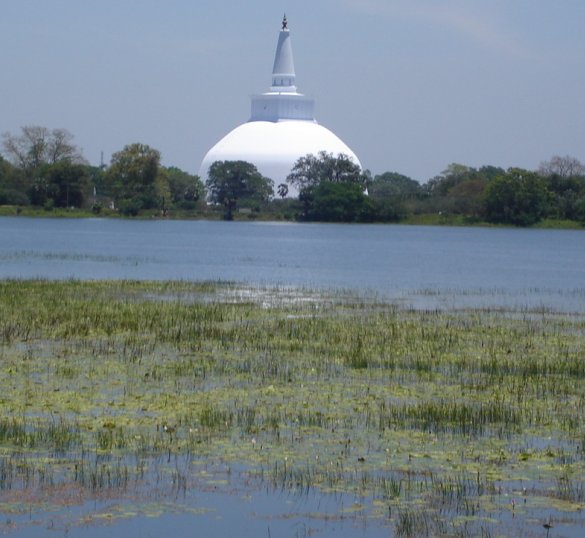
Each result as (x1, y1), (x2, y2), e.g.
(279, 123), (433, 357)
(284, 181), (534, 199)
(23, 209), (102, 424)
(1, 126), (86, 171)
(420, 163), (504, 218)
(0, 156), (29, 205)
(1, 126), (90, 208)
(538, 155), (585, 178)
(206, 160), (274, 220)
(164, 167), (205, 209)
(424, 163), (475, 197)
(483, 168), (551, 226)
(287, 152), (369, 220)
(105, 143), (163, 215)
(277, 183), (289, 198)
(537, 155), (585, 220)
(287, 152), (369, 192)
(29, 161), (90, 208)
(369, 172), (421, 200)
(574, 195), (585, 225)
(302, 182), (375, 222)
(447, 178), (487, 217)
(365, 172), (421, 222)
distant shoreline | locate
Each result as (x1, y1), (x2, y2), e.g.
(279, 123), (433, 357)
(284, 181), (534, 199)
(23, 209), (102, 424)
(1, 205), (583, 230)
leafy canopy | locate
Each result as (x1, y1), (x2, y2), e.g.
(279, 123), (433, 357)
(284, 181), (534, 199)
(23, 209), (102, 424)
(105, 143), (162, 215)
(369, 172), (421, 200)
(161, 166), (205, 210)
(301, 182), (376, 222)
(287, 151), (368, 192)
(206, 160), (274, 220)
(484, 168), (551, 226)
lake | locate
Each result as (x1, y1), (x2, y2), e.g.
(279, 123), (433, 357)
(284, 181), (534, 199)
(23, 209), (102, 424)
(2, 217), (585, 537)
(0, 216), (583, 311)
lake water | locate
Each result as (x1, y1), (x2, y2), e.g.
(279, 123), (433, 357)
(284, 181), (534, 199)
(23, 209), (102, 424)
(2, 217), (585, 537)
(0, 216), (583, 311)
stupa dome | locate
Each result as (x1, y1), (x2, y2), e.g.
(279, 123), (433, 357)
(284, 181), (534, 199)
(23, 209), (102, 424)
(199, 16), (361, 191)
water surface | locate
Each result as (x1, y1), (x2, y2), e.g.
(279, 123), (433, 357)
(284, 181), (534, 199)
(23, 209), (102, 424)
(1, 217), (583, 310)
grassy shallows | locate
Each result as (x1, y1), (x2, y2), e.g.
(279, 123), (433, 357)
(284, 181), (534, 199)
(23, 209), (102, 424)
(0, 280), (584, 535)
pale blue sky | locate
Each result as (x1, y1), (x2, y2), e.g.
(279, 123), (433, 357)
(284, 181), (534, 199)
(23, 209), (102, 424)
(1, 0), (583, 182)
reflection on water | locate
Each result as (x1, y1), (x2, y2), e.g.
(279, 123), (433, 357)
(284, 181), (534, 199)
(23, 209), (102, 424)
(4, 457), (381, 538)
(1, 217), (584, 311)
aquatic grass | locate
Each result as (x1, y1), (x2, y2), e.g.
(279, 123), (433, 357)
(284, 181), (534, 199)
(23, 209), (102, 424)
(0, 280), (585, 534)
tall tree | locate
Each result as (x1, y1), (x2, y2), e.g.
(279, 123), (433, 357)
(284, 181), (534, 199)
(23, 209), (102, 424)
(287, 152), (369, 192)
(287, 152), (369, 220)
(206, 160), (274, 220)
(105, 143), (163, 215)
(538, 155), (585, 178)
(1, 126), (86, 171)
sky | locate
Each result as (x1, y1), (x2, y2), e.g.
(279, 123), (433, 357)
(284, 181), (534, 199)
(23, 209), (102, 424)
(1, 0), (584, 183)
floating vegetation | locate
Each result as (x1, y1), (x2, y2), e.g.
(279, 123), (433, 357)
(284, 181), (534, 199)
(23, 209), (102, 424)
(0, 250), (157, 265)
(0, 280), (584, 536)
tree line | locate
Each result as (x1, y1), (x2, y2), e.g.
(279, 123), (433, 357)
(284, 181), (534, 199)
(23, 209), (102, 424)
(0, 127), (204, 216)
(2, 126), (585, 226)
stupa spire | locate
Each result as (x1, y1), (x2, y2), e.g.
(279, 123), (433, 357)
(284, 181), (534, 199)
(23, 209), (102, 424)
(271, 14), (296, 92)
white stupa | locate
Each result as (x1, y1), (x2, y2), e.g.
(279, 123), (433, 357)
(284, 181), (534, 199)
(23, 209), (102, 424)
(199, 16), (361, 192)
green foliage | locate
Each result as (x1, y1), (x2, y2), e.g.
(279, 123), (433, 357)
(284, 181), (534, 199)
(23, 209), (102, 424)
(419, 163), (501, 218)
(367, 172), (421, 222)
(301, 182), (375, 222)
(537, 170), (585, 221)
(574, 195), (585, 225)
(0, 188), (29, 206)
(0, 155), (11, 182)
(87, 165), (107, 195)
(116, 198), (143, 216)
(425, 163), (478, 197)
(536, 156), (585, 222)
(29, 161), (90, 208)
(287, 151), (368, 192)
(105, 143), (163, 214)
(288, 152), (370, 221)
(2, 127), (583, 228)
(484, 168), (552, 226)
(369, 172), (422, 200)
(371, 198), (407, 222)
(0, 157), (29, 205)
(206, 160), (274, 220)
(1, 127), (89, 208)
(164, 166), (205, 209)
